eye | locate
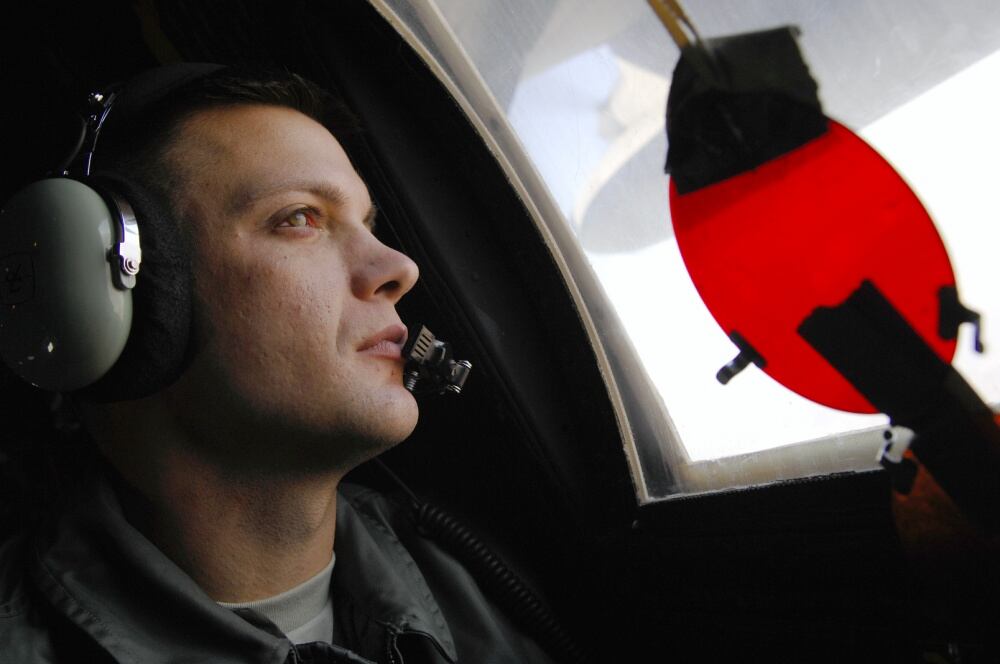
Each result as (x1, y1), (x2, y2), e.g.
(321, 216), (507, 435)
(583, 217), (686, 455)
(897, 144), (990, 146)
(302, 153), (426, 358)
(276, 208), (319, 229)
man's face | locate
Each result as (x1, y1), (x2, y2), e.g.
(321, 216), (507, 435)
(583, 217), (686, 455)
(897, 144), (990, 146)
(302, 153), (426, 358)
(161, 104), (419, 469)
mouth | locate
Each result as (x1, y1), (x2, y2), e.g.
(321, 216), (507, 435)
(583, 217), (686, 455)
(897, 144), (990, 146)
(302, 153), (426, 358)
(358, 323), (408, 360)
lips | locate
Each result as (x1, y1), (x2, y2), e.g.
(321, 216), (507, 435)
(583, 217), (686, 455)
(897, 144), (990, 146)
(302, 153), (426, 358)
(358, 324), (408, 360)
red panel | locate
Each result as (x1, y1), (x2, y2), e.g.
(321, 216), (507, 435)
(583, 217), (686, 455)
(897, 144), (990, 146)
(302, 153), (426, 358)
(669, 120), (956, 413)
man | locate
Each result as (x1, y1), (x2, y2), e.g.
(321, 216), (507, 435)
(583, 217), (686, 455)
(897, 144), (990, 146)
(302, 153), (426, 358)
(0, 65), (556, 663)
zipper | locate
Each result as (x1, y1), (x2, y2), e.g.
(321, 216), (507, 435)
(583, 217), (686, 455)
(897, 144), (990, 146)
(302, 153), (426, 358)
(385, 631), (401, 664)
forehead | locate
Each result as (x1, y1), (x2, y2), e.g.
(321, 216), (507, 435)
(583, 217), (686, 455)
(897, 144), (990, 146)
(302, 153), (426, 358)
(167, 104), (370, 212)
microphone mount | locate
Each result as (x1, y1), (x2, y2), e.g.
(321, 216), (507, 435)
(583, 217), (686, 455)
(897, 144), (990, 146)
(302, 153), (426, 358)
(402, 325), (472, 396)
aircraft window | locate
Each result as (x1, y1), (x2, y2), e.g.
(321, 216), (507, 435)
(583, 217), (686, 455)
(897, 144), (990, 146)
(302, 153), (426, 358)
(374, 0), (1000, 498)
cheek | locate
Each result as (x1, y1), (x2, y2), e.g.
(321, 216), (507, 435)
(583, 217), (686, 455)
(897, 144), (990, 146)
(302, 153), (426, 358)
(194, 246), (349, 385)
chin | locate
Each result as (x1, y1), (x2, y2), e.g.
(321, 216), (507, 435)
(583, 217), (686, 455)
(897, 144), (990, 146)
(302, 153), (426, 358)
(272, 402), (419, 475)
(344, 386), (419, 449)
(331, 406), (418, 472)
(382, 389), (420, 443)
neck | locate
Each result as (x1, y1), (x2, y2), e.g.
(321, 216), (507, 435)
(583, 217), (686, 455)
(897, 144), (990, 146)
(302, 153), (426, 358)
(126, 452), (341, 602)
(91, 401), (345, 603)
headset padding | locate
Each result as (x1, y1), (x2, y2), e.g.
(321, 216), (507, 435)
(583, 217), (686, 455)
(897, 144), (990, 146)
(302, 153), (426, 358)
(78, 173), (194, 402)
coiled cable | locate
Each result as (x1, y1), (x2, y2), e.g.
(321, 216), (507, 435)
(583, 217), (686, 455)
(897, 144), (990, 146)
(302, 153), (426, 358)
(375, 460), (593, 664)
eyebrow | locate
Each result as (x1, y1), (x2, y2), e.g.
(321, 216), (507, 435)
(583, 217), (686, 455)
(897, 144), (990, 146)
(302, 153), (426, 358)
(227, 178), (377, 231)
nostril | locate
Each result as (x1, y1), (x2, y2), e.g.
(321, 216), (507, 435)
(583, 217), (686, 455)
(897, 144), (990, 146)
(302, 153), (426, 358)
(374, 279), (400, 296)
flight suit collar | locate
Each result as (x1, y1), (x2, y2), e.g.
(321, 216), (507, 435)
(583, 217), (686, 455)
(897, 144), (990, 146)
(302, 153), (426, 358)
(333, 485), (458, 662)
(30, 475), (456, 663)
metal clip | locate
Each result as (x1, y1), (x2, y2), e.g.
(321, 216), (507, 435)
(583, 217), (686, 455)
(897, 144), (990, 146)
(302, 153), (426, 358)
(878, 426), (918, 494)
(104, 189), (141, 290)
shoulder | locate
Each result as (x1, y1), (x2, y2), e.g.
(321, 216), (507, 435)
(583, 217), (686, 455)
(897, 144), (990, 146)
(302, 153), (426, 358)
(0, 533), (54, 662)
(0, 532), (31, 619)
(0, 532), (108, 664)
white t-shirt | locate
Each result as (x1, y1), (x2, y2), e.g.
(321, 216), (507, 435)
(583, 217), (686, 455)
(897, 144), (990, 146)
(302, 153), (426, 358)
(218, 555), (335, 644)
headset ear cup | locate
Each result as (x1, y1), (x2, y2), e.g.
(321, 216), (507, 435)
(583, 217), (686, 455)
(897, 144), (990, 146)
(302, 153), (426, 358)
(0, 179), (135, 391)
(78, 174), (194, 402)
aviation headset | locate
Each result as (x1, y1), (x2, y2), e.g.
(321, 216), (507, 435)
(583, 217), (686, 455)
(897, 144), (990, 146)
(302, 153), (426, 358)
(0, 63), (225, 400)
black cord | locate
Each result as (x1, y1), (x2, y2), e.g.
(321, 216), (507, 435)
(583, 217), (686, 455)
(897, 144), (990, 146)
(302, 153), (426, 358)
(49, 114), (87, 176)
(374, 459), (593, 664)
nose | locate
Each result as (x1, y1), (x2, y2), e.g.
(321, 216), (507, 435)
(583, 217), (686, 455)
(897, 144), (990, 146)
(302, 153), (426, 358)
(351, 234), (419, 303)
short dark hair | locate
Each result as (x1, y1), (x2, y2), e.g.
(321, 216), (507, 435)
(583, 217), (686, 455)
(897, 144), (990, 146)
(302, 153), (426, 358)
(95, 65), (359, 214)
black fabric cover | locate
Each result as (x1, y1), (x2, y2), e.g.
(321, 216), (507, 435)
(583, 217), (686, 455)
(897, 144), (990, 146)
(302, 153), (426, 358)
(77, 173), (194, 402)
(665, 26), (827, 193)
